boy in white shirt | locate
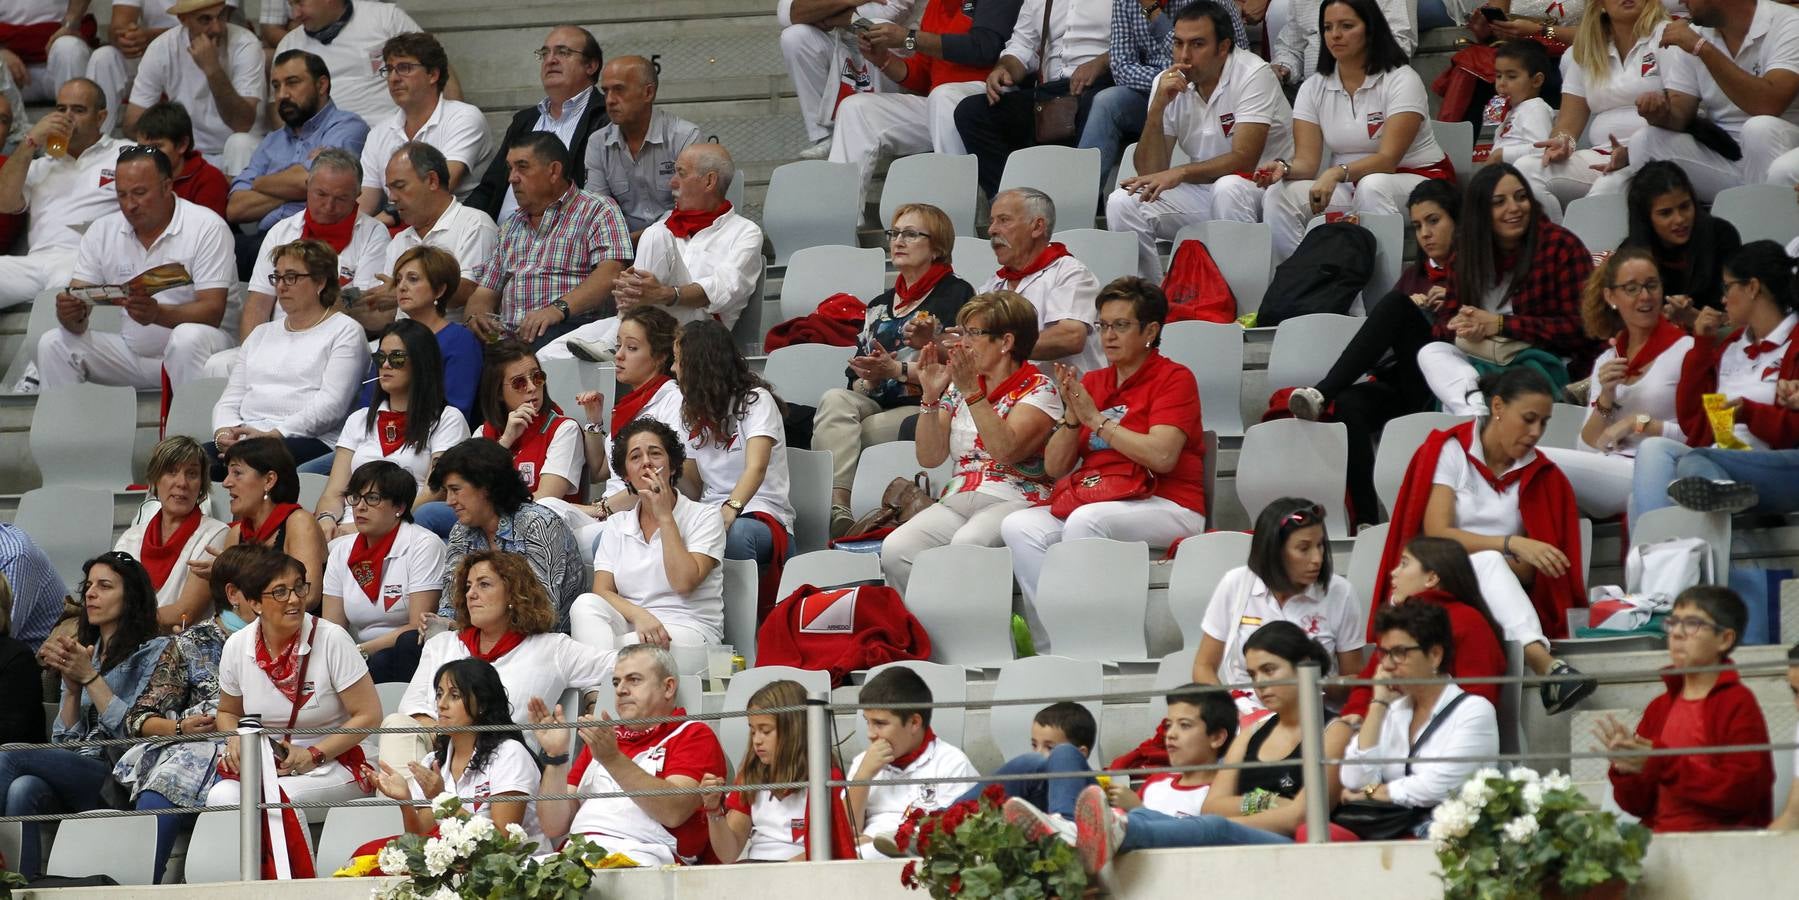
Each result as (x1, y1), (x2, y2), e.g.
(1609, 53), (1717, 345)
(1484, 40), (1558, 166)
(847, 666), (979, 858)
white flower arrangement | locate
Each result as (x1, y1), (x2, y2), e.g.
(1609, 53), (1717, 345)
(361, 790), (611, 900)
(1434, 767), (1651, 900)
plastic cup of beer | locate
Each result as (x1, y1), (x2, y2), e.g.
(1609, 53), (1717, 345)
(44, 126), (69, 159)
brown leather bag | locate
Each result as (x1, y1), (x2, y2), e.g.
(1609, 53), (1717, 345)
(1030, 0), (1080, 144)
(843, 472), (936, 536)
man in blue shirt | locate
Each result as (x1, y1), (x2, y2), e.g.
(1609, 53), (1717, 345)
(0, 522), (70, 650)
(224, 48), (369, 277)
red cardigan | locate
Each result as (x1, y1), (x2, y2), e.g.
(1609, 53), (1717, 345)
(1673, 329), (1799, 449)
(1609, 668), (1773, 832)
(1340, 589), (1506, 718)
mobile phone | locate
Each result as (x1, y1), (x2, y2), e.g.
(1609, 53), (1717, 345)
(852, 17), (875, 31)
(1478, 7), (1507, 21)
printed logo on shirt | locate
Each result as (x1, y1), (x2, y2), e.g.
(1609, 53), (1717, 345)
(1219, 113), (1236, 136)
(639, 745), (668, 777)
(658, 160), (676, 177)
(1239, 615), (1264, 627)
(1641, 51), (1657, 78)
(516, 461), (537, 488)
(368, 49), (384, 76)
(470, 779), (492, 813)
(798, 587), (858, 634)
(962, 0), (976, 14)
(338, 264), (355, 287)
(789, 816), (808, 844)
(1303, 614), (1323, 635)
(98, 167), (117, 189)
(380, 582), (405, 612)
(1366, 111), (1385, 139)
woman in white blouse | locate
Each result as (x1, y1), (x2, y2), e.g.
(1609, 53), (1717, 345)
(210, 239), (371, 474)
(1342, 602), (1499, 825)
(1541, 249), (1693, 518)
(568, 419), (726, 661)
(1192, 498), (1365, 713)
(117, 437), (229, 628)
(1256, 0), (1451, 259)
(315, 319), (468, 536)
(321, 461), (446, 683)
(1511, 0), (1669, 221)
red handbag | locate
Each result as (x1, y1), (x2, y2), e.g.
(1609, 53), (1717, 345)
(1049, 454), (1155, 519)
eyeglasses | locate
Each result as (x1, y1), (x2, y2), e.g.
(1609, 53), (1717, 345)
(255, 581), (311, 604)
(960, 327), (995, 339)
(1096, 319), (1141, 335)
(1610, 279), (1663, 298)
(1722, 278), (1752, 293)
(371, 350), (409, 369)
(377, 62), (424, 77)
(884, 228), (929, 243)
(267, 271), (312, 286)
(1380, 643), (1425, 663)
(1662, 616), (1723, 636)
(533, 46), (584, 61)
(507, 370), (548, 392)
(1281, 503), (1327, 528)
(343, 492), (390, 507)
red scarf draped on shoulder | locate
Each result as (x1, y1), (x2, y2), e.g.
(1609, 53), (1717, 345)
(236, 503), (304, 547)
(1614, 319), (1687, 378)
(611, 374), (671, 437)
(996, 243), (1072, 283)
(140, 508), (202, 589)
(894, 263), (953, 305)
(1371, 421), (1584, 640)
(347, 524), (402, 607)
(664, 202), (732, 240)
(460, 627), (526, 662)
(301, 208), (356, 254)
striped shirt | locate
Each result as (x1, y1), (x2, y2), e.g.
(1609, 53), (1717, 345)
(0, 523), (70, 648)
(478, 185), (634, 329)
(1109, 0), (1249, 93)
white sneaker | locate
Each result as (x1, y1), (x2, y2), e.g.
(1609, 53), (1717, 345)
(798, 136), (832, 160)
(1287, 386), (1325, 421)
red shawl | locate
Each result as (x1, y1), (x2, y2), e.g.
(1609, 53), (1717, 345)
(611, 374), (671, 437)
(140, 508), (202, 590)
(1372, 421), (1584, 640)
(1673, 328), (1799, 449)
(1614, 319), (1688, 378)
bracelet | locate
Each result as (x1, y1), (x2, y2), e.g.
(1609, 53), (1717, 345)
(1369, 698), (1389, 708)
(541, 751), (571, 766)
(80, 672), (100, 686)
(173, 719), (183, 736)
(965, 391), (988, 406)
(597, 498), (612, 521)
(581, 422), (605, 434)
(1691, 37), (1711, 58)
(1503, 534), (1518, 559)
(317, 512), (338, 525)
(1337, 163), (1351, 180)
(1543, 24), (1558, 42)
(919, 399), (941, 412)
(1241, 787), (1276, 815)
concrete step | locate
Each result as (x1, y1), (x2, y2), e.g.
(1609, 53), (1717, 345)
(406, 0), (775, 30)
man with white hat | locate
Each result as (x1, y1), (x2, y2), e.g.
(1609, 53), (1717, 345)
(121, 0), (264, 174)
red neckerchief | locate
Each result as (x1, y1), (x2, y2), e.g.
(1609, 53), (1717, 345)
(1613, 319), (1687, 378)
(255, 616), (314, 708)
(140, 508), (202, 590)
(894, 262), (953, 305)
(376, 410), (407, 456)
(347, 524), (403, 608)
(458, 627), (525, 662)
(1744, 339), (1782, 360)
(888, 728), (937, 770)
(976, 362), (1043, 408)
(615, 706), (690, 747)
(611, 374), (671, 436)
(300, 207), (356, 254)
(236, 503), (303, 546)
(996, 242), (1072, 283)
(1424, 258), (1451, 284)
(480, 405), (568, 496)
(1455, 423), (1541, 494)
(664, 201), (732, 240)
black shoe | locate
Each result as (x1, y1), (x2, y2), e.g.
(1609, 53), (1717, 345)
(1665, 477), (1759, 514)
(1540, 660), (1597, 715)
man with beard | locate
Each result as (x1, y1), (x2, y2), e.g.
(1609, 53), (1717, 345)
(226, 48), (370, 278)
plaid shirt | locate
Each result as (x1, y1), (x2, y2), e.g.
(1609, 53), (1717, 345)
(1435, 220), (1596, 361)
(479, 185), (633, 328)
(1109, 0), (1249, 92)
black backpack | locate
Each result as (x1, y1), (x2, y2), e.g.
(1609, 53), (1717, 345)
(1257, 221), (1378, 326)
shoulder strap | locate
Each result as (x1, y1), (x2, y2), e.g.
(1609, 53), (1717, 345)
(1037, 0), (1053, 80)
(1403, 690), (1473, 776)
(282, 616), (317, 742)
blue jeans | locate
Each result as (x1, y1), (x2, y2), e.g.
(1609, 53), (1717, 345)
(1077, 85), (1149, 194)
(1629, 436), (1690, 520)
(954, 743), (1093, 818)
(297, 452), (337, 476)
(414, 501), (459, 540)
(726, 516), (795, 566)
(136, 790), (192, 884)
(1676, 448), (1799, 513)
(0, 747), (113, 877)
(1117, 808), (1293, 853)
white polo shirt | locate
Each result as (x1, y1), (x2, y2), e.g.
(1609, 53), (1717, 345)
(1579, 336), (1693, 453)
(1664, 0), (1799, 134)
(412, 739), (545, 850)
(631, 210), (765, 329)
(601, 379), (686, 498)
(1493, 97), (1555, 159)
(740, 789), (811, 861)
(1164, 48), (1294, 171)
(273, 1), (424, 124)
(360, 96), (496, 202)
(1200, 566), (1364, 693)
(1715, 313), (1797, 449)
(1431, 430), (1529, 536)
(128, 22), (266, 158)
(71, 197), (235, 357)
(323, 521), (447, 642)
(1001, 0), (1111, 81)
(20, 135), (129, 254)
(335, 402), (470, 493)
(1294, 66), (1445, 170)
(384, 198), (499, 284)
(218, 616), (370, 754)
(980, 255), (1104, 371)
(250, 209), (392, 323)
(685, 387), (796, 532)
(849, 736), (979, 850)
(1139, 773), (1210, 818)
(592, 493), (727, 639)
(399, 631), (612, 724)
(1560, 21), (1669, 145)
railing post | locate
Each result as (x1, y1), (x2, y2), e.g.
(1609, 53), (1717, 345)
(238, 715), (265, 881)
(805, 690), (832, 862)
(1296, 662), (1330, 844)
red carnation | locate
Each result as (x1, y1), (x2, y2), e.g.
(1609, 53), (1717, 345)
(940, 807), (965, 834)
(981, 783), (1006, 806)
(906, 806), (927, 823)
(901, 860), (918, 888)
(917, 831), (933, 854)
(949, 876), (963, 895)
(919, 818), (937, 837)
(895, 819), (915, 851)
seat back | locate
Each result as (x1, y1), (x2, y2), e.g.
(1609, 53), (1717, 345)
(1713, 183), (1799, 243)
(32, 383), (137, 487)
(1538, 403), (1587, 450)
(44, 815), (160, 885)
(991, 656), (1105, 762)
(904, 544), (1015, 667)
(865, 660), (967, 746)
(786, 447), (834, 555)
(182, 810), (242, 884)
(1562, 194), (1628, 253)
(721, 558), (760, 667)
(1115, 141), (1190, 184)
(1373, 412), (1467, 514)
(778, 245), (886, 321)
(1345, 522), (1390, 625)
(3, 289), (64, 391)
(721, 665), (833, 762)
(298, 472), (329, 511)
(763, 344), (856, 408)
(1143, 649), (1197, 735)
(764, 160), (861, 265)
(1035, 539), (1150, 660)
(376, 681), (409, 714)
(1171, 220), (1273, 316)
(166, 377), (228, 442)
(777, 548), (883, 600)
(732, 262), (768, 355)
(1166, 531), (1252, 647)
(16, 485), (116, 585)
(1265, 313), (1363, 394)
(954, 236), (1000, 284)
(1054, 227), (1136, 287)
(879, 153), (980, 236)
(1430, 120), (1474, 184)
(1158, 320), (1245, 437)
(997, 146), (1103, 228)
(313, 802), (402, 875)
(849, 440), (949, 519)
(1236, 419), (1351, 538)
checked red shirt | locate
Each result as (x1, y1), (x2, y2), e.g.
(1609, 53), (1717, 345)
(479, 184), (633, 329)
(1431, 219), (1596, 363)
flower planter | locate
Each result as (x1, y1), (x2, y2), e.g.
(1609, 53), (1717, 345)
(1543, 880), (1628, 900)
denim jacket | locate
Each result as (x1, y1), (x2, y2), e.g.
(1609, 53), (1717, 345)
(53, 636), (170, 759)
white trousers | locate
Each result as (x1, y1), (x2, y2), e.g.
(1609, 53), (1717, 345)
(880, 491), (1031, 594)
(1417, 341), (1486, 416)
(37, 322), (234, 389)
(1105, 175), (1263, 281)
(780, 24), (897, 143)
(0, 247), (76, 310)
(85, 45), (139, 137)
(1750, 117), (1799, 187)
(1588, 126), (1749, 202)
(205, 761), (367, 811)
(1470, 549), (1548, 650)
(1511, 149), (1617, 223)
(1540, 447), (1633, 520)
(999, 497), (1206, 650)
(828, 81), (983, 201)
(19, 36), (91, 103)
(1263, 173), (1426, 260)
(567, 592), (714, 673)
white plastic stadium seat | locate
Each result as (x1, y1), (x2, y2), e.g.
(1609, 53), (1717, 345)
(1143, 649), (1199, 737)
(954, 235), (1000, 285)
(721, 558), (760, 667)
(879, 153), (979, 236)
(991, 656), (1104, 763)
(1345, 522), (1389, 626)
(1170, 220), (1273, 316)
(165, 377), (228, 442)
(1373, 412), (1467, 514)
(778, 245), (886, 321)
(44, 815), (159, 885)
(1158, 319), (1245, 438)
(849, 440), (949, 519)
(1629, 506), (1730, 588)
(313, 802), (402, 875)
(1538, 403), (1587, 450)
(31, 383), (137, 488)
(1033, 539), (1151, 662)
(179, 810), (241, 884)
(722, 665), (832, 765)
(763, 160), (861, 265)
(785, 448), (834, 555)
(1265, 313), (1362, 393)
(904, 544), (1015, 668)
(1712, 183), (1799, 244)
(763, 344), (855, 408)
(865, 660), (967, 747)
(1054, 227), (1136, 287)
(1430, 120), (1474, 184)
(1114, 141), (1190, 185)
(1166, 531), (1253, 647)
(777, 548), (883, 601)
(998, 146), (1103, 228)
(1236, 419), (1351, 539)
(1562, 194), (1628, 254)
(16, 485), (116, 586)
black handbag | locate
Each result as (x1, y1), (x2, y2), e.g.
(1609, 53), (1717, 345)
(1331, 691), (1474, 840)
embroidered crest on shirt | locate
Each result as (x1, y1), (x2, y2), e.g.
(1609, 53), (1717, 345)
(1219, 113), (1236, 136)
(790, 816), (808, 844)
(352, 560), (376, 592)
(799, 587), (859, 634)
(639, 745), (668, 777)
(337, 264), (355, 287)
(1366, 111), (1385, 139)
(382, 419), (400, 446)
(380, 583), (405, 612)
(98, 167), (117, 188)
(1641, 51), (1657, 77)
(1303, 614), (1323, 635)
(516, 461), (537, 487)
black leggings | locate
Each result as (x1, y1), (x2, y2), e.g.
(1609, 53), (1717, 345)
(1314, 291), (1440, 526)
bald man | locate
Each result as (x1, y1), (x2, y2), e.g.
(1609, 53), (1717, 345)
(543, 142), (762, 361)
(582, 55), (702, 237)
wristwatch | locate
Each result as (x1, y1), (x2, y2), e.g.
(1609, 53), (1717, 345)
(307, 745), (325, 768)
(904, 28), (918, 51)
(550, 298), (572, 320)
(724, 498), (746, 512)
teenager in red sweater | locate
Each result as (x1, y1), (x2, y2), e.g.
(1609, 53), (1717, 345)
(1597, 585), (1774, 832)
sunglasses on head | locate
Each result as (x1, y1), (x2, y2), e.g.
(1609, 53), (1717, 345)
(1280, 504), (1327, 528)
(117, 144), (168, 164)
(507, 370), (547, 392)
(372, 350), (409, 369)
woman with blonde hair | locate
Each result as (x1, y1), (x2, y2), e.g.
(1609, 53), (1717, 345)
(117, 436), (230, 625)
(879, 290), (1060, 593)
(814, 203), (975, 536)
